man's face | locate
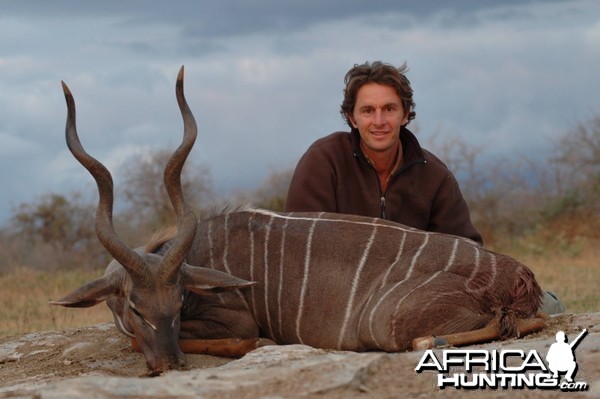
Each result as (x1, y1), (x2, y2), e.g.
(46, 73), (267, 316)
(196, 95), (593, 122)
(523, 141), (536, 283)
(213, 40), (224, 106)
(348, 83), (409, 157)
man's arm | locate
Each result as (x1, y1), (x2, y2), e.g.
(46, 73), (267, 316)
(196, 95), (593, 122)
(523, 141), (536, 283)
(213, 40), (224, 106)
(428, 172), (483, 245)
(285, 146), (338, 213)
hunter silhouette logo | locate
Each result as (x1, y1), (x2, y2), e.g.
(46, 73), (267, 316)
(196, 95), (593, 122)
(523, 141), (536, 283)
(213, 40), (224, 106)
(546, 329), (587, 383)
(415, 328), (589, 391)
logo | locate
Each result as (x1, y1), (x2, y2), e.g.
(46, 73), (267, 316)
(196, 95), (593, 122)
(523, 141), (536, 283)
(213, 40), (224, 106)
(415, 329), (589, 392)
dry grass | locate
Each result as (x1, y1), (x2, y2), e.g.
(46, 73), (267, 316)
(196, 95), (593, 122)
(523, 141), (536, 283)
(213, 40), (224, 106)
(514, 241), (600, 314)
(1, 239), (598, 339)
(0, 268), (113, 338)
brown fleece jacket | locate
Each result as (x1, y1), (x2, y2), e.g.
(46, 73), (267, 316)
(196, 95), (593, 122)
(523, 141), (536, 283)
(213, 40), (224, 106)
(285, 128), (483, 245)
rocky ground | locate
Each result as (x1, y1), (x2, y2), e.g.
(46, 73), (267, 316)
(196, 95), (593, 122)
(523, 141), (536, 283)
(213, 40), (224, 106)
(1, 313), (598, 398)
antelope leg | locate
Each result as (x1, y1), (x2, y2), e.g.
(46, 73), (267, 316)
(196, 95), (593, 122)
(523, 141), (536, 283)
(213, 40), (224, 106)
(130, 337), (276, 358)
(412, 317), (546, 350)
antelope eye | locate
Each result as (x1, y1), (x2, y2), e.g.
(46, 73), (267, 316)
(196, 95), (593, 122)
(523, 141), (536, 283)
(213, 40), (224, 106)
(129, 304), (158, 330)
(130, 306), (143, 319)
(129, 301), (140, 315)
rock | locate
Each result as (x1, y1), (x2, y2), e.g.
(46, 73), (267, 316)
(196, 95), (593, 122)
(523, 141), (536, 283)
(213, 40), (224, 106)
(1, 314), (598, 398)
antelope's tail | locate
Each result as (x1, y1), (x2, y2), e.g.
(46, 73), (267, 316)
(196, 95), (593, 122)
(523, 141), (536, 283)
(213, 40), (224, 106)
(498, 265), (544, 339)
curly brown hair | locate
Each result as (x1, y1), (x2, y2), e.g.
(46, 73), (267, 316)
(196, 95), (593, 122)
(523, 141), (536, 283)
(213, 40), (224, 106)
(340, 61), (416, 128)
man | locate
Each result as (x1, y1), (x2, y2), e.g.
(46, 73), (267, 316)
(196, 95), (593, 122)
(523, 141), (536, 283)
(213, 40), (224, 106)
(285, 60), (565, 315)
(285, 61), (483, 244)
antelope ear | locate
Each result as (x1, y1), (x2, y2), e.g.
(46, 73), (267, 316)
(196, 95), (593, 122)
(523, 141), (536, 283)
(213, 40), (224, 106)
(49, 272), (121, 308)
(181, 264), (256, 295)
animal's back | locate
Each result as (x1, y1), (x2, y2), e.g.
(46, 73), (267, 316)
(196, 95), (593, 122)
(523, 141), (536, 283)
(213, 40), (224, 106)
(188, 209), (542, 351)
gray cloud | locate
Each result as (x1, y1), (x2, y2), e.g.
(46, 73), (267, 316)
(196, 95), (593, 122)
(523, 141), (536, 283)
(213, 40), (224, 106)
(0, 0), (599, 224)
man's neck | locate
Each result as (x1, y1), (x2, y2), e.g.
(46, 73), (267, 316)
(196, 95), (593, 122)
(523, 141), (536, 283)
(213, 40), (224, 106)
(361, 141), (403, 192)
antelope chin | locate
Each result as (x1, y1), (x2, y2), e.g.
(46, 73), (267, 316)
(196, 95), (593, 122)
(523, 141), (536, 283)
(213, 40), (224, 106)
(144, 360), (186, 377)
(143, 349), (187, 377)
(144, 368), (165, 377)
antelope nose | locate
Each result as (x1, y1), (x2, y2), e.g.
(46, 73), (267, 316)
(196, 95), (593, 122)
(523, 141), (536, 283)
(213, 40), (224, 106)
(145, 351), (185, 376)
(146, 362), (167, 377)
(146, 360), (181, 376)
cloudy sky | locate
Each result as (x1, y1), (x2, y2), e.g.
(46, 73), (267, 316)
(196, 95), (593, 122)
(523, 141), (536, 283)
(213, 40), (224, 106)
(1, 0), (599, 225)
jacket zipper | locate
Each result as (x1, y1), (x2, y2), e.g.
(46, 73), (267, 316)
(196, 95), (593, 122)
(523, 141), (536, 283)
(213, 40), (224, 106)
(354, 151), (426, 220)
(377, 158), (426, 220)
(368, 167), (387, 219)
(380, 196), (387, 219)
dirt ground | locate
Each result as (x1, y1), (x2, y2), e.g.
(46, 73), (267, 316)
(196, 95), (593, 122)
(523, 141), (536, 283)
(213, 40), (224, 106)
(0, 323), (230, 384)
(1, 313), (598, 398)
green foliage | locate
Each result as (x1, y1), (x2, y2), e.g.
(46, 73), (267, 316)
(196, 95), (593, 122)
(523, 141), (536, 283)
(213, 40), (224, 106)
(539, 190), (586, 222)
(11, 193), (94, 251)
(1, 193), (109, 273)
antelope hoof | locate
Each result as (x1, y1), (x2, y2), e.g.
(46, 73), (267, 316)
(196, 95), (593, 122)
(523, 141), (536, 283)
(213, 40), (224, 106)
(412, 336), (449, 350)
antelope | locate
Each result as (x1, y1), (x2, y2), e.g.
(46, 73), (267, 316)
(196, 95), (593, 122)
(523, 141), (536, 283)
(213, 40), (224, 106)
(52, 66), (546, 376)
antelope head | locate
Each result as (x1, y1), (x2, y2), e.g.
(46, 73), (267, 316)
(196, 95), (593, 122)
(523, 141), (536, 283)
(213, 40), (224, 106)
(51, 67), (254, 376)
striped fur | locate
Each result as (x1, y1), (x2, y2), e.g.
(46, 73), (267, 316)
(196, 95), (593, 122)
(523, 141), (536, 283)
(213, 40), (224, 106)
(176, 209), (543, 351)
(56, 68), (542, 373)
